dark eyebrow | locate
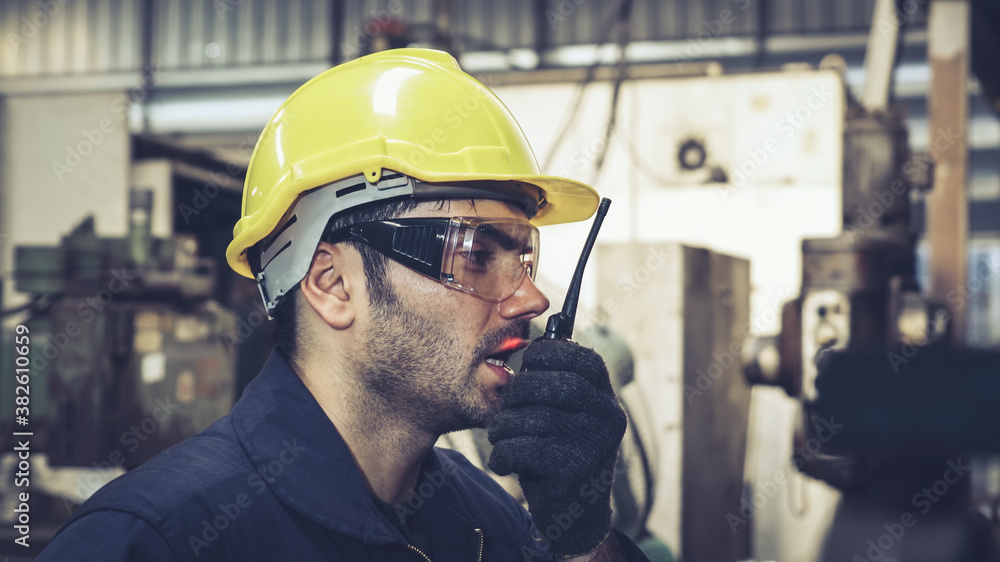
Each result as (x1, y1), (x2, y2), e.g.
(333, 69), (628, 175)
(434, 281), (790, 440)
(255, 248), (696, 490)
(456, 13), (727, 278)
(477, 224), (525, 251)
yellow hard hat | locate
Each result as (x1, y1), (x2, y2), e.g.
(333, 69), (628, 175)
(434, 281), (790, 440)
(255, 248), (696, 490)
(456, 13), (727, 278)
(226, 48), (599, 290)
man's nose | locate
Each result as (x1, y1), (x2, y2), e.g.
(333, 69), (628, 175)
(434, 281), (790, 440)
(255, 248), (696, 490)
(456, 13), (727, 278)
(497, 274), (550, 320)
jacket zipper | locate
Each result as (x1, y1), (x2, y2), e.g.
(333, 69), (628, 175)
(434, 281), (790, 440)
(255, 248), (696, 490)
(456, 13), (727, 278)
(406, 544), (432, 562)
(405, 528), (483, 562)
(474, 528), (484, 562)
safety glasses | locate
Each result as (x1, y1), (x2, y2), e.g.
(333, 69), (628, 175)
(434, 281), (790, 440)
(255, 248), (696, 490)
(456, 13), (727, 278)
(323, 217), (540, 302)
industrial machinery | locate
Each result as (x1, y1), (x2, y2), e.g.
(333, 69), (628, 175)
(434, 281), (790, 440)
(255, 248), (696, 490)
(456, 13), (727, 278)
(743, 1), (1000, 559)
(744, 99), (1000, 562)
(5, 187), (236, 471)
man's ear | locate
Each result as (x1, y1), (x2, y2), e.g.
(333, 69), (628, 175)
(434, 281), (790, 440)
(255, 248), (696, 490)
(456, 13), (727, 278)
(299, 242), (360, 330)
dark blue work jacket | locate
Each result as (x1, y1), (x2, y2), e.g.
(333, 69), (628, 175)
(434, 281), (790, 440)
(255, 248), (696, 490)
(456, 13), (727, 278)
(37, 351), (646, 561)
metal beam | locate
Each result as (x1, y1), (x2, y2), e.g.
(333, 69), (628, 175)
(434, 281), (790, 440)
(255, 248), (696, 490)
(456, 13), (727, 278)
(434, 0), (453, 53)
(471, 60), (717, 87)
(331, 0), (345, 64)
(926, 0), (970, 345)
(533, 0), (548, 67)
(860, 0), (901, 110)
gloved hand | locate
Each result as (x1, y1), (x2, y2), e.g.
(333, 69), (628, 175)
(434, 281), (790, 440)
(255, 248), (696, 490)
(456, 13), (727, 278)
(487, 338), (627, 558)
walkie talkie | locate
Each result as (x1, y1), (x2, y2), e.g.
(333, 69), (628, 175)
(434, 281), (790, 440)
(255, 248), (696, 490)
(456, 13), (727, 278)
(542, 198), (611, 340)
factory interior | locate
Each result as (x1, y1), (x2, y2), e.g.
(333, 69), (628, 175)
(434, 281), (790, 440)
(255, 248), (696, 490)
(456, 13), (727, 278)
(1, 0), (999, 560)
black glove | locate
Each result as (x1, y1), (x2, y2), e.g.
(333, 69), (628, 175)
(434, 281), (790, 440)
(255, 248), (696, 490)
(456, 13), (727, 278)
(487, 338), (627, 558)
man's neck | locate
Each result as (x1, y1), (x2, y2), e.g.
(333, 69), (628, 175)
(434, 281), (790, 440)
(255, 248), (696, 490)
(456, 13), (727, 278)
(296, 358), (438, 504)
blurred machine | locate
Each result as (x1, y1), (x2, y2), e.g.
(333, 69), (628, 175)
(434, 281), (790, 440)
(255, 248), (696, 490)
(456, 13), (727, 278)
(598, 243), (752, 562)
(743, 1), (1000, 559)
(745, 101), (1000, 562)
(6, 188), (235, 470)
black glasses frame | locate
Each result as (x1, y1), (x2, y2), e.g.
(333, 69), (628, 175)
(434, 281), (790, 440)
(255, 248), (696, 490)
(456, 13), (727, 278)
(323, 218), (449, 280)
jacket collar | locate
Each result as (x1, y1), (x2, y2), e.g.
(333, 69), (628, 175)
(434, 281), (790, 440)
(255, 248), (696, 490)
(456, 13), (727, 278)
(230, 350), (481, 551)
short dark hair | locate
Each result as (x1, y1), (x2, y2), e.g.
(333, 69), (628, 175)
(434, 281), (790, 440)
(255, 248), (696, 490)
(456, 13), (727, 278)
(269, 197), (425, 363)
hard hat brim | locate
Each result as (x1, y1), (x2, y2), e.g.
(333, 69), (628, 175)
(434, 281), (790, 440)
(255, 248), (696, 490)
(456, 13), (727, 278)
(226, 170), (598, 279)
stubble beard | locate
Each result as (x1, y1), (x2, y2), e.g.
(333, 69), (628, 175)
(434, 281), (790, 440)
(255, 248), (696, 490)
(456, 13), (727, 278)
(356, 283), (530, 436)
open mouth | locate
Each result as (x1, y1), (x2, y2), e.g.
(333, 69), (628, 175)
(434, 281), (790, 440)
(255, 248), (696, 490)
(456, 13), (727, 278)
(483, 337), (530, 383)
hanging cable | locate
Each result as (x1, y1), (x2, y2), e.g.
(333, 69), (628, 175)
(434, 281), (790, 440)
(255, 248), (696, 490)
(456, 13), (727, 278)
(1, 292), (58, 318)
(590, 0), (634, 181)
(540, 0), (633, 173)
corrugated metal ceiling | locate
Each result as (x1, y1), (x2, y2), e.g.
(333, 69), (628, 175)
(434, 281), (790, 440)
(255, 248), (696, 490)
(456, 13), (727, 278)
(0, 0), (927, 77)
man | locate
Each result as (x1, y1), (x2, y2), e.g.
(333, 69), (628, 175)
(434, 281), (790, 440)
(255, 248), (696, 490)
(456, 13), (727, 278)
(38, 48), (647, 561)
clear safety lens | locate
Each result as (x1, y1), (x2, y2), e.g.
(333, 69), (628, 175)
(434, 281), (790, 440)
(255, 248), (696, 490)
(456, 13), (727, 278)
(441, 218), (539, 301)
